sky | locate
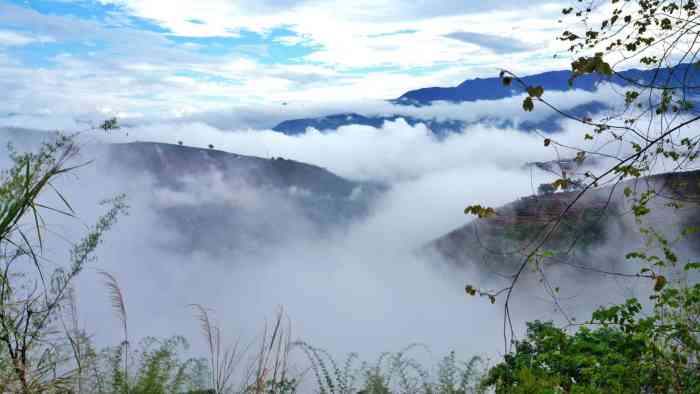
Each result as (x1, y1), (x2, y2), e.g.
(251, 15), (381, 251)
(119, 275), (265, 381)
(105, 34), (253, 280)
(0, 0), (571, 120)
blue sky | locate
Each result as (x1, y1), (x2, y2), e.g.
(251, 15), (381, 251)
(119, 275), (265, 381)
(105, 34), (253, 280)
(0, 0), (568, 121)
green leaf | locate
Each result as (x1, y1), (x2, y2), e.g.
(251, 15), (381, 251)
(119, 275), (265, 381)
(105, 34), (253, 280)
(632, 203), (650, 217)
(625, 252), (647, 260)
(527, 85), (544, 98)
(682, 226), (699, 236)
(99, 117), (120, 132)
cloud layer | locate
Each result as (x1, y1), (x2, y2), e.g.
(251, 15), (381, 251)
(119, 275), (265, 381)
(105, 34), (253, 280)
(0, 91), (666, 366)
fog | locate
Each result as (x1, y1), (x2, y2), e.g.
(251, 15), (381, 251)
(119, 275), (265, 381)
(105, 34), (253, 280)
(0, 87), (687, 370)
(64, 123), (549, 360)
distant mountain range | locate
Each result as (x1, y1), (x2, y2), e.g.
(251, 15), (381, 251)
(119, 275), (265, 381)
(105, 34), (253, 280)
(273, 113), (467, 136)
(395, 63), (700, 105)
(272, 64), (700, 135)
(272, 101), (608, 136)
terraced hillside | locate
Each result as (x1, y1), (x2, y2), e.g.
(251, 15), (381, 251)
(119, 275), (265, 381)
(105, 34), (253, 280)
(428, 170), (700, 272)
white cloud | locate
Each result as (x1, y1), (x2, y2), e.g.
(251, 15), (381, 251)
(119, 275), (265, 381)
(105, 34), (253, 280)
(0, 1), (579, 112)
(0, 29), (53, 46)
(97, 0), (573, 98)
(80, 91), (621, 183)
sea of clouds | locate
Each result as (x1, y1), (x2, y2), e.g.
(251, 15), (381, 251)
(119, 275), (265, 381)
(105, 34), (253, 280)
(0, 85), (690, 370)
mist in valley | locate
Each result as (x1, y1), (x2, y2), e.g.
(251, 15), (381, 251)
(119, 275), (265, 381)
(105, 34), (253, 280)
(0, 85), (677, 370)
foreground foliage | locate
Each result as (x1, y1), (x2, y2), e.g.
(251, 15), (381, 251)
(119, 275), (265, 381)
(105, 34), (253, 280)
(0, 136), (126, 392)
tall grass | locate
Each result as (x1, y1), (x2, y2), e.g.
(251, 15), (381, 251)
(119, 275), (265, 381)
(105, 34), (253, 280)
(296, 342), (486, 394)
(191, 304), (242, 394)
(0, 135), (126, 393)
(246, 308), (295, 393)
(99, 271), (129, 389)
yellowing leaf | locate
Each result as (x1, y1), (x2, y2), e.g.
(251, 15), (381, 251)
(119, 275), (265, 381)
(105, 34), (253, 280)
(464, 205), (496, 218)
(552, 178), (569, 190)
(654, 275), (667, 292)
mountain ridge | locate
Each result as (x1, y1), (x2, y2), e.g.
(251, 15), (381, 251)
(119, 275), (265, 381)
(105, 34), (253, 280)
(105, 141), (385, 256)
(272, 63), (700, 135)
(397, 63), (700, 105)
